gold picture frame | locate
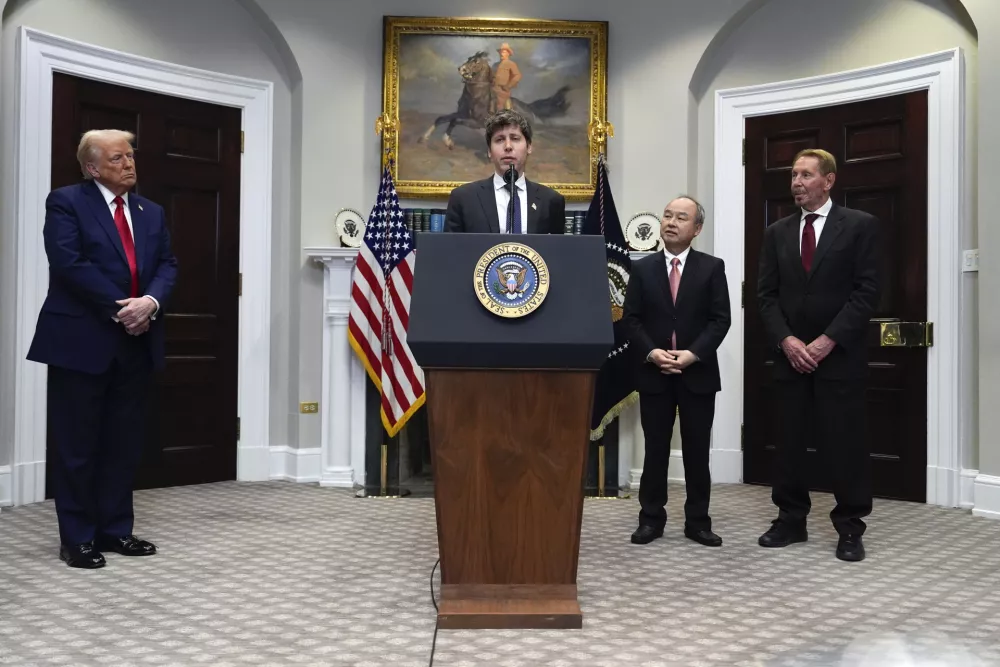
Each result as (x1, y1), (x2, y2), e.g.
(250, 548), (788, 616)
(379, 16), (610, 201)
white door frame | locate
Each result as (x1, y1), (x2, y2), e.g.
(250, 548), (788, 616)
(712, 48), (966, 507)
(9, 27), (274, 505)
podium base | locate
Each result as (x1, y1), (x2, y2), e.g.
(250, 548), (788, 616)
(437, 584), (582, 629)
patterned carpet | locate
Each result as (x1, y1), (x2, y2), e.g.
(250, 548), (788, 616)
(1, 481), (1000, 667)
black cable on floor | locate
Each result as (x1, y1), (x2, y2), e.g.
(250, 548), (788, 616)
(428, 558), (440, 667)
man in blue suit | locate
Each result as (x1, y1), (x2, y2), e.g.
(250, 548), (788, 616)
(28, 129), (177, 568)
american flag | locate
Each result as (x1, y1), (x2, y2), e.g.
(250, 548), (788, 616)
(347, 165), (425, 437)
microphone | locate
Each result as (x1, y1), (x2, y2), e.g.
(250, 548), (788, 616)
(503, 164), (519, 234)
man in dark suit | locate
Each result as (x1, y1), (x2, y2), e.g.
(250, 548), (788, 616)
(444, 109), (565, 235)
(28, 129), (177, 568)
(756, 148), (880, 562)
(622, 195), (731, 547)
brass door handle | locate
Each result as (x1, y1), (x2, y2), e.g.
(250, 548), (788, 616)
(879, 321), (933, 347)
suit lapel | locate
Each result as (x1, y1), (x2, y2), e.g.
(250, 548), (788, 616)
(807, 204), (845, 279)
(650, 253), (675, 313)
(83, 181), (129, 266)
(525, 179), (539, 234)
(783, 217), (808, 284)
(674, 249), (699, 309)
(477, 178), (501, 233)
(130, 195), (147, 274)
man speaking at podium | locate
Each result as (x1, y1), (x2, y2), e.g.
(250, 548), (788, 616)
(622, 196), (731, 548)
(443, 109), (565, 235)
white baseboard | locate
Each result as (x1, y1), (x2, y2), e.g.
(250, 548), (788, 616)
(972, 474), (1000, 520)
(269, 446), (321, 483)
(0, 465), (11, 507)
(12, 460), (45, 506)
(960, 469), (979, 510)
(711, 447), (743, 484)
(238, 445), (271, 482)
(628, 450), (688, 490)
(319, 467), (356, 488)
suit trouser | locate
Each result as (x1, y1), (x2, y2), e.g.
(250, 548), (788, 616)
(637, 377), (716, 531)
(48, 332), (152, 546)
(772, 373), (872, 536)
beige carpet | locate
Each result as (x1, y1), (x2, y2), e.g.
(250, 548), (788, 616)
(1, 481), (999, 666)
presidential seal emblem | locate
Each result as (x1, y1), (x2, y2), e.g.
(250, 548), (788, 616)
(473, 243), (550, 318)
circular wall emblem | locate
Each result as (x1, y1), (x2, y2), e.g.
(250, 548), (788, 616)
(473, 243), (550, 318)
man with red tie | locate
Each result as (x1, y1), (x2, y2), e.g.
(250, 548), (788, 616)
(756, 149), (880, 562)
(622, 195), (731, 547)
(28, 129), (177, 568)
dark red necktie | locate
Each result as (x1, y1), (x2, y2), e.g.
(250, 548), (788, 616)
(113, 196), (139, 297)
(801, 213), (818, 272)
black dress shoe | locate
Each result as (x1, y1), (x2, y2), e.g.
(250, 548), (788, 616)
(758, 520), (808, 548)
(684, 526), (722, 547)
(60, 543), (106, 569)
(96, 535), (157, 556)
(630, 525), (664, 544)
(836, 534), (865, 562)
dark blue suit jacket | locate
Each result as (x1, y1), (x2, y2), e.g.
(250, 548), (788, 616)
(27, 181), (178, 374)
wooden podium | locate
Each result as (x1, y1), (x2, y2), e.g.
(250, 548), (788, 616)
(408, 233), (613, 630)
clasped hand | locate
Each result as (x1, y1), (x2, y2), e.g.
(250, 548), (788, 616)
(649, 348), (697, 375)
(781, 334), (835, 373)
(116, 297), (156, 336)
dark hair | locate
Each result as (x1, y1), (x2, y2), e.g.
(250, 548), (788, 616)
(672, 194), (706, 227)
(485, 109), (532, 147)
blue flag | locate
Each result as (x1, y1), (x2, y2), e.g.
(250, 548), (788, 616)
(582, 159), (638, 440)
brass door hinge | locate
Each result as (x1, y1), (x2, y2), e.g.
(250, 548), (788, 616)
(239, 272), (243, 297)
(742, 138), (746, 166)
(741, 281), (745, 308)
(237, 417), (241, 440)
(240, 130), (245, 153)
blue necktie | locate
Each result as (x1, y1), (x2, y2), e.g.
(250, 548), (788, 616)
(511, 186), (523, 234)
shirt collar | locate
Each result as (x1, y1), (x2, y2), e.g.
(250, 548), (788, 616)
(663, 245), (692, 265)
(801, 197), (833, 219)
(94, 179), (128, 207)
(493, 171), (526, 191)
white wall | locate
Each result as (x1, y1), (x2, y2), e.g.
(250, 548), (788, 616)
(964, 0), (1000, 479)
(0, 0), (298, 474)
(692, 0), (980, 470)
(1, 0), (995, 500)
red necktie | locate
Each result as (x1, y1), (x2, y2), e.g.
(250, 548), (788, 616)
(801, 213), (818, 272)
(113, 196), (139, 297)
(669, 257), (681, 349)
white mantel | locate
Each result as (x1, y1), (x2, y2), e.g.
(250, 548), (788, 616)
(305, 247), (367, 487)
(304, 245), (681, 491)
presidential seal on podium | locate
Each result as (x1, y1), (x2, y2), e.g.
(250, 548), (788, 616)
(473, 242), (550, 318)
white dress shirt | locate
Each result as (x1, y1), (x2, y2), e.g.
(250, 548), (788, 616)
(493, 172), (528, 234)
(663, 245), (691, 277)
(646, 245), (696, 361)
(93, 180), (160, 319)
(799, 196), (833, 253)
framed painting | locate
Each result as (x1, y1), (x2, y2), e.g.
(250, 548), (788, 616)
(379, 16), (610, 201)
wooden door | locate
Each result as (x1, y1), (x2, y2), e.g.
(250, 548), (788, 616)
(743, 91), (928, 502)
(47, 72), (242, 490)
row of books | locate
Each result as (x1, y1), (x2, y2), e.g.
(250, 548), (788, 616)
(400, 208), (589, 235)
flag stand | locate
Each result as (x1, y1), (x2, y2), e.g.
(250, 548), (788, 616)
(356, 442), (411, 498)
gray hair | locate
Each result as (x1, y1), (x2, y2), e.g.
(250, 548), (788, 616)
(672, 194), (706, 227)
(77, 129), (135, 179)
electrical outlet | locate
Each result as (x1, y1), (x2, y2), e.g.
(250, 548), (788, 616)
(299, 402), (319, 414)
(962, 249), (979, 272)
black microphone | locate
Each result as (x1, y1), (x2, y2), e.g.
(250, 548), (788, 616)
(503, 164), (519, 234)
